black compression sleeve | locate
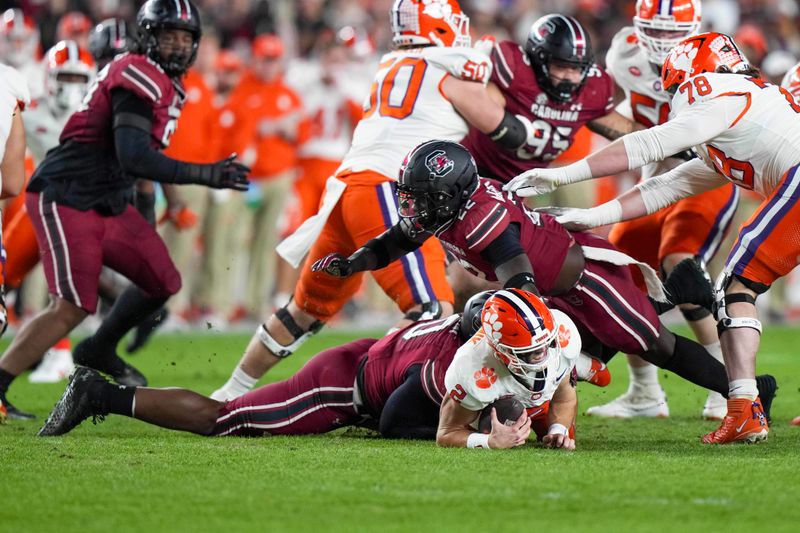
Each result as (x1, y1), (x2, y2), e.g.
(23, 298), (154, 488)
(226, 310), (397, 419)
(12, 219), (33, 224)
(350, 223), (426, 271)
(112, 89), (183, 182)
(488, 111), (527, 150)
(479, 223), (525, 265)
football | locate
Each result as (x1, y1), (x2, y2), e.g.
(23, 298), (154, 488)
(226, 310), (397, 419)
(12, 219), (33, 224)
(477, 396), (525, 434)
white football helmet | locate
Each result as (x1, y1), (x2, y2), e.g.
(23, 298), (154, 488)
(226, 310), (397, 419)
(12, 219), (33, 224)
(633, 0), (702, 66)
(44, 40), (96, 118)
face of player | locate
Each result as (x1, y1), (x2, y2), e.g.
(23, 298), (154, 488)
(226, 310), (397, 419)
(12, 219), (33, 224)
(321, 45), (348, 84)
(157, 28), (194, 62)
(254, 56), (283, 82)
(217, 69), (241, 94)
(547, 59), (584, 86)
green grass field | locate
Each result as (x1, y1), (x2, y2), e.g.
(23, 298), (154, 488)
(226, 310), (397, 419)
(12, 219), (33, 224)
(2, 326), (799, 533)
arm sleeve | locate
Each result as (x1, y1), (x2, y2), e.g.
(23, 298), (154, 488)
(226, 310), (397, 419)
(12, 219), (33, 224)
(635, 158), (730, 214)
(348, 222), (426, 272)
(622, 96), (745, 168)
(112, 89), (217, 184)
(479, 223), (525, 265)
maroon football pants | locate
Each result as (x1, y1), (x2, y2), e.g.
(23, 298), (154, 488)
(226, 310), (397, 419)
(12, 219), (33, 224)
(26, 192), (181, 313)
(213, 339), (378, 437)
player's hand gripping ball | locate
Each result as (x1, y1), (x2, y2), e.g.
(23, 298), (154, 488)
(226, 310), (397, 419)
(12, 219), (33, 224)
(478, 396), (525, 434)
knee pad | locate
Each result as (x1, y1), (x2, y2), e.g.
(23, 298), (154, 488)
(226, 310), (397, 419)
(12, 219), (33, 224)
(256, 306), (324, 358)
(712, 272), (762, 335)
(403, 301), (443, 322)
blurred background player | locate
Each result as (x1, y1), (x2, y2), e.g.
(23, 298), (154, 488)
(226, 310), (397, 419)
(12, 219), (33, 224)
(586, 0), (735, 421)
(0, 8), (43, 99)
(211, 0), (548, 401)
(0, 0), (250, 420)
(56, 11), (92, 51)
(88, 18), (138, 70)
(3, 40), (96, 383)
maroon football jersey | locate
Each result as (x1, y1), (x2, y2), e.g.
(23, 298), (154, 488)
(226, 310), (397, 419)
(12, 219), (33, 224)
(363, 314), (462, 411)
(61, 53), (184, 149)
(437, 177), (575, 294)
(462, 40), (615, 181)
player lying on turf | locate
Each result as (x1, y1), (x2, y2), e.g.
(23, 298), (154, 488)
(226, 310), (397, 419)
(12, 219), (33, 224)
(312, 140), (778, 419)
(38, 292), (513, 441)
(438, 289), (580, 450)
(504, 32), (793, 444)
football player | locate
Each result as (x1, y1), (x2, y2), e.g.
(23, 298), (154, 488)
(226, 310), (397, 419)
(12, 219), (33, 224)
(505, 32), (792, 444)
(211, 0), (557, 401)
(463, 14), (633, 182)
(583, 0), (736, 421)
(781, 61), (800, 99)
(38, 293), (492, 439)
(438, 289), (580, 450)
(0, 9), (43, 98)
(313, 140), (777, 423)
(2, 41), (96, 383)
(0, 0), (249, 420)
(88, 18), (139, 70)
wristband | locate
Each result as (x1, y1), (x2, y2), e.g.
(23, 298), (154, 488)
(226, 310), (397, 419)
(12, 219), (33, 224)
(467, 432), (491, 449)
(584, 199), (623, 226)
(547, 423), (568, 436)
(556, 159), (593, 185)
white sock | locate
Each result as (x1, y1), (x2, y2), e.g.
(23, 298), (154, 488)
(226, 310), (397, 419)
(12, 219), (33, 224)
(629, 363), (661, 396)
(221, 367), (258, 398)
(575, 353), (593, 380)
(729, 378), (758, 400)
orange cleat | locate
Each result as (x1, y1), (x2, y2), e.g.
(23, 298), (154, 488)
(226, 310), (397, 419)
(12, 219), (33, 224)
(584, 358), (611, 387)
(0, 399), (7, 424)
(701, 397), (769, 444)
(791, 416), (800, 426)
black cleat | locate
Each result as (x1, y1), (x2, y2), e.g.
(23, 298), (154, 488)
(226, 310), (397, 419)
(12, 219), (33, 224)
(126, 307), (169, 354)
(74, 337), (148, 387)
(756, 374), (778, 423)
(664, 257), (714, 309)
(0, 391), (35, 420)
(38, 367), (107, 436)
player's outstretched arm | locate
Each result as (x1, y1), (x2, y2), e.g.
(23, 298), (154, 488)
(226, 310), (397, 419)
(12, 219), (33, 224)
(436, 396), (531, 449)
(312, 222), (429, 277)
(479, 224), (539, 295)
(542, 378), (577, 451)
(0, 109), (26, 199)
(111, 89), (250, 191)
(544, 158), (727, 231)
(586, 110), (644, 141)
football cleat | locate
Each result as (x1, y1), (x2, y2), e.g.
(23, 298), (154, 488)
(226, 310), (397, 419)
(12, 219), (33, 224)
(702, 391), (727, 420)
(0, 398), (6, 424)
(755, 374), (778, 423)
(580, 358), (611, 388)
(0, 391), (35, 420)
(586, 389), (669, 418)
(29, 348), (75, 383)
(701, 397), (768, 444)
(791, 416), (800, 426)
(38, 367), (106, 437)
(74, 338), (148, 387)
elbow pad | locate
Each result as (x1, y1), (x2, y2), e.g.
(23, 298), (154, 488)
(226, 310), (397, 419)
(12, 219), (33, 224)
(488, 111), (527, 150)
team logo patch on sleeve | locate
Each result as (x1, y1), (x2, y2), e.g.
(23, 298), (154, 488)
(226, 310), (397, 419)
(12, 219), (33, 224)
(474, 367), (498, 389)
(425, 150), (455, 177)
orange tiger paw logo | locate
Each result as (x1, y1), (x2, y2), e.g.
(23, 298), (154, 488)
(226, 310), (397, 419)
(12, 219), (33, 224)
(557, 323), (571, 348)
(474, 367), (498, 389)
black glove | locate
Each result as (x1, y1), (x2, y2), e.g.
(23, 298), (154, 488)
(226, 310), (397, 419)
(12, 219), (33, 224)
(184, 154), (250, 191)
(311, 253), (354, 277)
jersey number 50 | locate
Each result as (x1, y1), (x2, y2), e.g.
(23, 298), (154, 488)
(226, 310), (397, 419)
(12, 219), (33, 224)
(364, 58), (427, 120)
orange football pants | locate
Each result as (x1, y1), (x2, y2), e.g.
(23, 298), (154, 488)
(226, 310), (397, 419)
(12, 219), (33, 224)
(726, 164), (800, 286)
(294, 170), (454, 321)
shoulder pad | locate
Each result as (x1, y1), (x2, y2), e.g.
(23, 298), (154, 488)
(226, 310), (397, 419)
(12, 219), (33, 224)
(423, 47), (492, 84)
(552, 309), (581, 360)
(112, 54), (172, 103)
(0, 64), (31, 109)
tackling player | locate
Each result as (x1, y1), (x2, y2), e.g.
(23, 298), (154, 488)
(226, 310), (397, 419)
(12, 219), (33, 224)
(211, 0), (556, 401)
(313, 140), (777, 419)
(38, 293), (492, 440)
(438, 289), (580, 450)
(585, 0), (736, 421)
(0, 0), (250, 420)
(505, 32), (791, 444)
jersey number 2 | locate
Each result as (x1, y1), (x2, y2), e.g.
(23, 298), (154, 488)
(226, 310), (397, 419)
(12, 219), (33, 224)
(364, 58), (427, 120)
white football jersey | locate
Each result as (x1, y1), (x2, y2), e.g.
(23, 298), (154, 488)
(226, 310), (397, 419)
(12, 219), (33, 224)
(338, 46), (491, 180)
(23, 101), (69, 164)
(606, 27), (680, 180)
(444, 310), (581, 413)
(0, 64), (31, 186)
(669, 72), (800, 197)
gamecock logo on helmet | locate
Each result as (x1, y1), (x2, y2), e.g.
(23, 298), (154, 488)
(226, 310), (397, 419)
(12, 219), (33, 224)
(425, 150), (455, 178)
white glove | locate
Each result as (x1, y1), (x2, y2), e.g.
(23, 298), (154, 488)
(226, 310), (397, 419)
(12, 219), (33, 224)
(503, 167), (563, 197)
(536, 199), (622, 231)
